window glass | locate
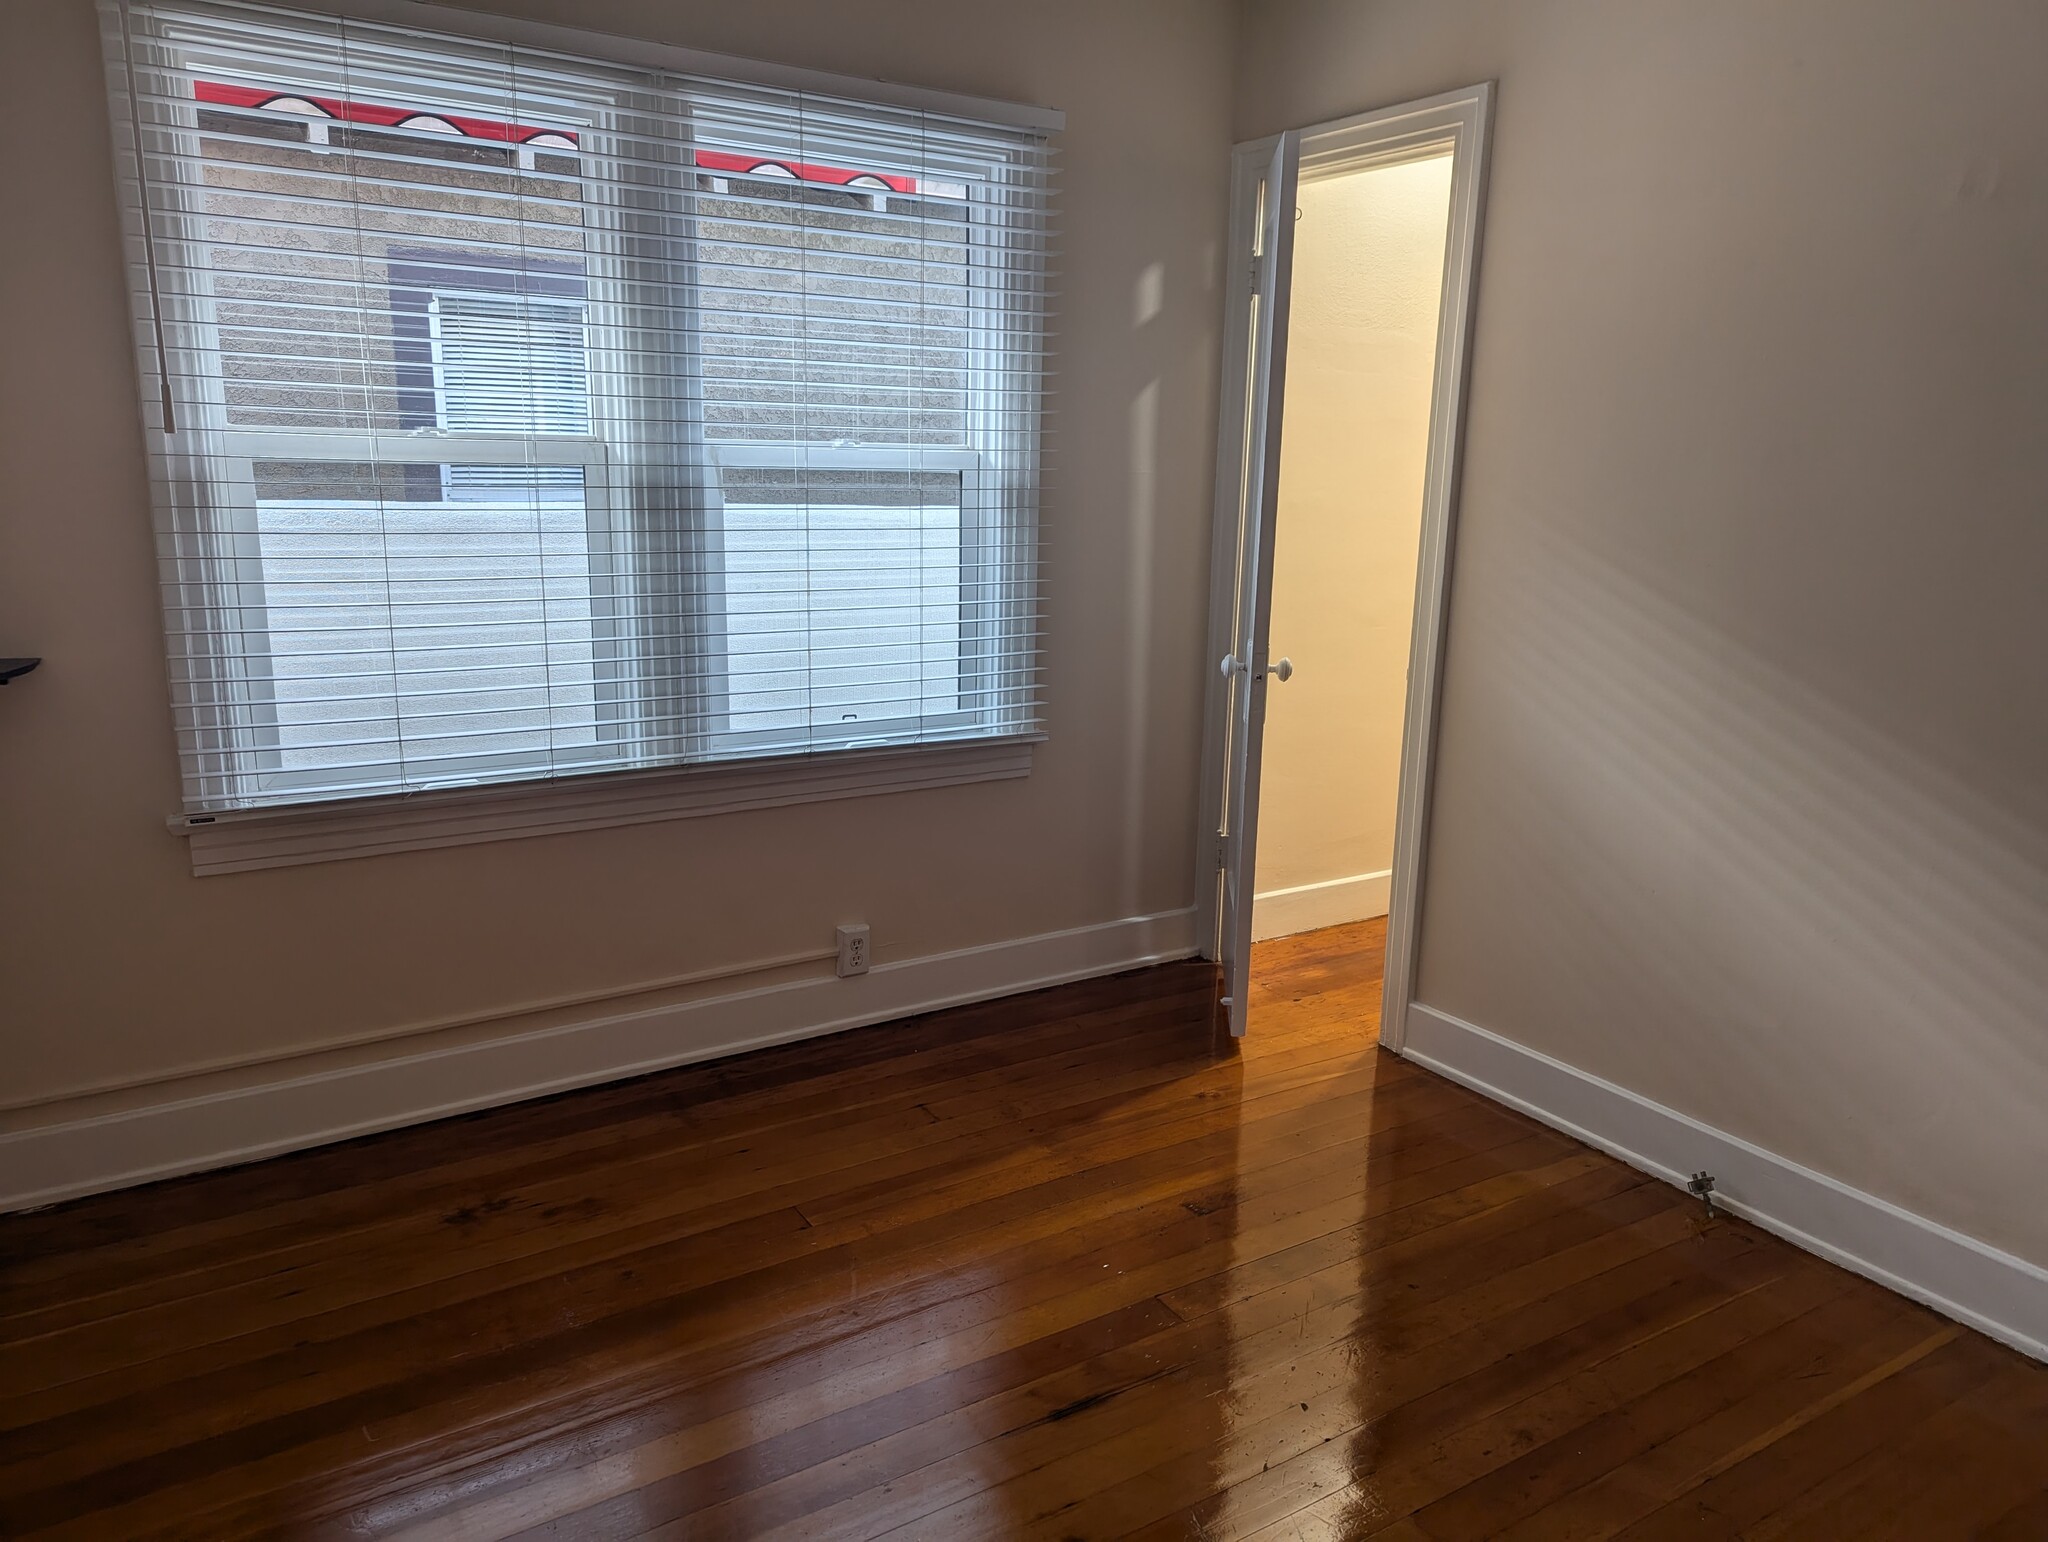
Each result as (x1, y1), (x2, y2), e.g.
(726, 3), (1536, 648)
(720, 468), (965, 739)
(250, 461), (602, 789)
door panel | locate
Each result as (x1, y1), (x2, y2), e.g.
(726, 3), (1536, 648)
(1214, 131), (1300, 1037)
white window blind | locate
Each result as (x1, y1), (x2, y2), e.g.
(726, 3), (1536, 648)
(433, 293), (592, 437)
(433, 293), (589, 498)
(99, 0), (1050, 815)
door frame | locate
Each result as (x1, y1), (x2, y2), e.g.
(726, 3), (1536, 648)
(1194, 82), (1495, 1051)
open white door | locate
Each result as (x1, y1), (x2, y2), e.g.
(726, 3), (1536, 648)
(1196, 85), (1492, 1049)
(1205, 130), (1301, 1038)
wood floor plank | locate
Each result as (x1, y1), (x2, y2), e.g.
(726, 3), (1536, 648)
(676, 1205), (1789, 1541)
(1, 918), (2041, 1541)
(420, 1163), (1655, 1541)
(0, 983), (1235, 1332)
(1978, 1487), (2048, 1541)
(1758, 1359), (2048, 1542)
(1116, 1239), (1790, 1542)
(1608, 1328), (2011, 1540)
(0, 1026), (1415, 1434)
(393, 1135), (1599, 1530)
(1406, 1288), (1942, 1540)
(0, 987), (1233, 1342)
(0, 970), (1219, 1307)
(1102, 1250), (1856, 1542)
(894, 1231), (1818, 1542)
(4, 1073), (1523, 1531)
(29, 1108), (1556, 1538)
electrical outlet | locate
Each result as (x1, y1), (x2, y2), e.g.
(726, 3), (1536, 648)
(835, 923), (871, 978)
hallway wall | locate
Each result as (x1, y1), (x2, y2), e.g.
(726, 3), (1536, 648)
(1254, 154), (1452, 941)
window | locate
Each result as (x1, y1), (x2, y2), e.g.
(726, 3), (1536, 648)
(102, 0), (1049, 821)
(432, 292), (592, 439)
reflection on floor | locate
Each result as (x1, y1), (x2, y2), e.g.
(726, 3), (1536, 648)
(2, 919), (2045, 1538)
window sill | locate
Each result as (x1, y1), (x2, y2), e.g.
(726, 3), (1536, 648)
(173, 735), (1041, 876)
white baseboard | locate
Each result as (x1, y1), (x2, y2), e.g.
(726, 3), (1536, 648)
(1401, 1003), (2048, 1363)
(0, 908), (1201, 1213)
(1252, 869), (1391, 941)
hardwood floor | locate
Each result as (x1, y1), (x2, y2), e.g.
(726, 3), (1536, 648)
(2, 920), (2043, 1539)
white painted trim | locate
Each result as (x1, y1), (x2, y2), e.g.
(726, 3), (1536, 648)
(179, 736), (1039, 875)
(0, 908), (1199, 1212)
(1375, 84), (1493, 1054)
(1252, 869), (1391, 941)
(169, 0), (1066, 134)
(1401, 1002), (2048, 1363)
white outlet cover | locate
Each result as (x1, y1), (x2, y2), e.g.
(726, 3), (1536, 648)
(835, 923), (871, 977)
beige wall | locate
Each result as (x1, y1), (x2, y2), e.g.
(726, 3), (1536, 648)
(1238, 0), (2048, 1265)
(1254, 155), (1451, 936)
(0, 0), (1234, 1107)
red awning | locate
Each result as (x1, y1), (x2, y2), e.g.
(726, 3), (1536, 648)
(195, 80), (576, 148)
(193, 82), (954, 195)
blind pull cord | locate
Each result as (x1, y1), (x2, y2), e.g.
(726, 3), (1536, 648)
(119, 2), (178, 434)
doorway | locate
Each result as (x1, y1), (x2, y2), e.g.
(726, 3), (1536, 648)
(1197, 87), (1493, 1045)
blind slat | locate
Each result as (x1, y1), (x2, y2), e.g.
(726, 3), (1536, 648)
(104, 0), (1051, 815)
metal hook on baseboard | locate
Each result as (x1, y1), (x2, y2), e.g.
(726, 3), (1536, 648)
(1687, 1171), (1718, 1218)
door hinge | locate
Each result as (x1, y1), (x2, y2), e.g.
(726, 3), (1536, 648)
(1215, 832), (1229, 869)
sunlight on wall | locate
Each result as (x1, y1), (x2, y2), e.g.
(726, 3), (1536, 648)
(1135, 260), (1167, 325)
(1421, 520), (2048, 1260)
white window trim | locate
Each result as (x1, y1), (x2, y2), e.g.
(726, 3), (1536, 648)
(174, 732), (1042, 875)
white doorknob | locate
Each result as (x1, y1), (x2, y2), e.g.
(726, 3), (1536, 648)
(1271, 657), (1294, 682)
(1219, 652), (1248, 678)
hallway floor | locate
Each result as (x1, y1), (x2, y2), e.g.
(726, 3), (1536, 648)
(2, 921), (2044, 1539)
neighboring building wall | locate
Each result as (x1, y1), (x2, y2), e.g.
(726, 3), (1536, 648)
(1237, 0), (2048, 1270)
(193, 112), (589, 435)
(1252, 153), (1451, 940)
